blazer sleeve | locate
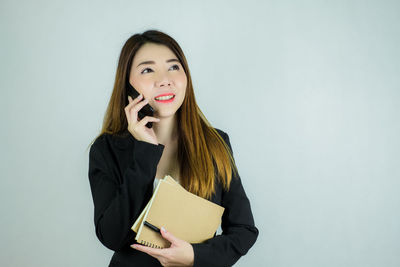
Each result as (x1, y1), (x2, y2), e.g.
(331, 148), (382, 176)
(191, 131), (259, 267)
(88, 136), (164, 251)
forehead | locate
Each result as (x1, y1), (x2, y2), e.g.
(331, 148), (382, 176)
(133, 43), (177, 63)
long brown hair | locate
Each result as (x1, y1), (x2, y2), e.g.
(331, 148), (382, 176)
(88, 29), (238, 199)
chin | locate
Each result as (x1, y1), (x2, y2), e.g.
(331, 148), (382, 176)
(155, 110), (178, 119)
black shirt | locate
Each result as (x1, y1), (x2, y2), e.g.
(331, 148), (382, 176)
(88, 128), (258, 266)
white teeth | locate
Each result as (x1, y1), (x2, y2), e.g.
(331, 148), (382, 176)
(155, 95), (174, 101)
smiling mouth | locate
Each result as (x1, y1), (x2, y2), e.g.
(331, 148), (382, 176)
(155, 95), (175, 101)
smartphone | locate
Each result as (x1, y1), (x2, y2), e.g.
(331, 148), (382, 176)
(126, 83), (155, 128)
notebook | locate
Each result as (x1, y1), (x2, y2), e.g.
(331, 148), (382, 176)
(131, 175), (225, 248)
(131, 176), (181, 233)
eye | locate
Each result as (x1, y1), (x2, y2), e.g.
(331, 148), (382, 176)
(141, 68), (153, 74)
(169, 64), (180, 71)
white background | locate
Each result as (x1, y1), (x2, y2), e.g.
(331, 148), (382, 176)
(1, 0), (399, 266)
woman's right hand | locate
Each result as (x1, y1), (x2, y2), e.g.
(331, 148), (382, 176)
(125, 94), (160, 145)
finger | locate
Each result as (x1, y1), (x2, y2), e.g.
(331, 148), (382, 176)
(125, 94), (143, 121)
(137, 116), (160, 127)
(127, 99), (148, 123)
(131, 244), (162, 257)
(130, 93), (143, 104)
(131, 98), (150, 114)
(130, 100), (150, 124)
(127, 99), (148, 124)
(125, 94), (143, 111)
(160, 227), (180, 245)
(124, 105), (132, 123)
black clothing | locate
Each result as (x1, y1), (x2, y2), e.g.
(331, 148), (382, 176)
(88, 128), (258, 266)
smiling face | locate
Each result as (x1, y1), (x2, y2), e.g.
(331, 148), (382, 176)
(129, 43), (188, 119)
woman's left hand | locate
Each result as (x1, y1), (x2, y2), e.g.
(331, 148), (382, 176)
(131, 227), (194, 267)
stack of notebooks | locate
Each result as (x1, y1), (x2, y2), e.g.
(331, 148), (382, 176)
(131, 175), (225, 248)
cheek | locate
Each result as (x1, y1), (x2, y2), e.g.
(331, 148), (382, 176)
(133, 79), (152, 95)
(177, 73), (188, 89)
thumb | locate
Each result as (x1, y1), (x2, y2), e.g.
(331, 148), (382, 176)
(160, 227), (179, 244)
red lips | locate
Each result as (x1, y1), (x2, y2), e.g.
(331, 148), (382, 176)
(154, 93), (175, 99)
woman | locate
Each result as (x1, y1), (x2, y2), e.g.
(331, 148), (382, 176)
(88, 29), (258, 267)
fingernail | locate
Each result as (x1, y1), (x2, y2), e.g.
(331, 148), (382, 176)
(161, 227), (166, 233)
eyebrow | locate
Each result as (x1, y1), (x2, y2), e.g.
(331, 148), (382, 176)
(136, 58), (180, 68)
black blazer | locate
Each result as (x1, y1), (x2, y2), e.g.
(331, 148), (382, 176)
(88, 128), (258, 267)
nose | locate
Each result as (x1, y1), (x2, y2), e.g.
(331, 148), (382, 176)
(155, 71), (172, 88)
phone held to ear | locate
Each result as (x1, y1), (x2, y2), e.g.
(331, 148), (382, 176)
(126, 83), (155, 128)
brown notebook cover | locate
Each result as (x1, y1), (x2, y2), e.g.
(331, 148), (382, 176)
(131, 175), (224, 248)
(131, 176), (180, 233)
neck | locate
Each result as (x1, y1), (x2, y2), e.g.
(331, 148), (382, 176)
(153, 114), (178, 146)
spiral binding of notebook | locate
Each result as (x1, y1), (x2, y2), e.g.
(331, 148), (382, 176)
(139, 239), (161, 249)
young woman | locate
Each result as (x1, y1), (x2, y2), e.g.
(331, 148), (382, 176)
(88, 30), (258, 267)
